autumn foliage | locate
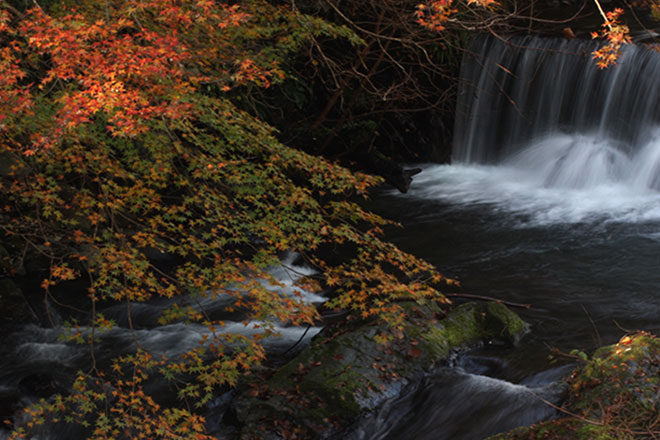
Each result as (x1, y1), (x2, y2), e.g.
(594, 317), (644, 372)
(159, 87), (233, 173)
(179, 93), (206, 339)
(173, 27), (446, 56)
(4, 0), (648, 436)
(590, 6), (632, 68)
(415, 0), (498, 32)
(416, 0), (659, 70)
(0, 0), (452, 438)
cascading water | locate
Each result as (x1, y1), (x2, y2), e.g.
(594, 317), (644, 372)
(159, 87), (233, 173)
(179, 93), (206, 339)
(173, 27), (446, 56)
(7, 35), (660, 440)
(454, 35), (660, 169)
(356, 34), (660, 440)
(0, 253), (323, 440)
(405, 35), (660, 225)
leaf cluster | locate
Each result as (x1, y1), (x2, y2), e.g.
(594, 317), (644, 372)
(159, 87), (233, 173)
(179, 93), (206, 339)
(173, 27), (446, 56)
(0, 0), (450, 437)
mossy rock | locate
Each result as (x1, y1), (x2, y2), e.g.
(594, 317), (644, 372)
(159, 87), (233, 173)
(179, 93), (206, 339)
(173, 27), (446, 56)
(488, 418), (634, 440)
(490, 331), (660, 440)
(421, 301), (526, 359)
(233, 301), (526, 439)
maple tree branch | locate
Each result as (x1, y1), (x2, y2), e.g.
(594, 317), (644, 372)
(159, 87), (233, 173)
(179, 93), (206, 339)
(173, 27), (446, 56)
(281, 323), (313, 356)
(1, 1), (24, 18)
(592, 0), (613, 30)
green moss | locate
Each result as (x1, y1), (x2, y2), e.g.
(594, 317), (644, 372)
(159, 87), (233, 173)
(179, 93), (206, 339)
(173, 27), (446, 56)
(570, 332), (660, 429)
(577, 424), (633, 440)
(421, 302), (525, 358)
(488, 418), (635, 440)
(421, 327), (453, 358)
(483, 302), (527, 341)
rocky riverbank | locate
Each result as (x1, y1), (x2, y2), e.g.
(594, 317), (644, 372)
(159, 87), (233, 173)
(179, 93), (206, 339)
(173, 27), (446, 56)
(230, 301), (527, 439)
(490, 331), (660, 440)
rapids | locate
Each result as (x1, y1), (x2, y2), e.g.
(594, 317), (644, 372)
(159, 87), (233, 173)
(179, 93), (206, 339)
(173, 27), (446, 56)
(0, 253), (323, 440)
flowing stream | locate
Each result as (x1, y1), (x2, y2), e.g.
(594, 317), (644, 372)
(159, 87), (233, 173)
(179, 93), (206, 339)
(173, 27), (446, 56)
(6, 34), (660, 439)
(0, 253), (324, 440)
(359, 34), (660, 439)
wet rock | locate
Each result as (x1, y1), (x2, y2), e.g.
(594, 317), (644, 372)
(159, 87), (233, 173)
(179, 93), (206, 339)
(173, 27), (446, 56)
(232, 301), (526, 439)
(18, 373), (66, 399)
(0, 390), (22, 429)
(0, 278), (37, 323)
(489, 331), (660, 440)
(354, 151), (423, 193)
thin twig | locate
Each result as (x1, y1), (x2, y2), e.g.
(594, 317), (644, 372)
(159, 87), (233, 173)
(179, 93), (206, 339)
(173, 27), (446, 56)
(281, 323), (313, 357)
(446, 292), (531, 309)
(529, 389), (604, 426)
(592, 0), (613, 30)
(580, 304), (601, 348)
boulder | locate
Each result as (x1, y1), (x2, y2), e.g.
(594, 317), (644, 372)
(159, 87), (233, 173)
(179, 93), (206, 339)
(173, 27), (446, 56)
(0, 278), (36, 323)
(232, 301), (526, 439)
(489, 331), (660, 440)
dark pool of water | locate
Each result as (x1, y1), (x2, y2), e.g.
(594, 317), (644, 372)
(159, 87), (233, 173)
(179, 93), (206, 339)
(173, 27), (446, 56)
(369, 163), (660, 379)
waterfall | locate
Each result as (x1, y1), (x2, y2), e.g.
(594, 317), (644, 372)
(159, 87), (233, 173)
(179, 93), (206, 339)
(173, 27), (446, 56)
(365, 35), (660, 440)
(453, 35), (660, 191)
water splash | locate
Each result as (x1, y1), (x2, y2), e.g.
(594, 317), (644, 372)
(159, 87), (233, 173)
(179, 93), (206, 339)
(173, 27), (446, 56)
(402, 35), (660, 225)
(347, 367), (564, 440)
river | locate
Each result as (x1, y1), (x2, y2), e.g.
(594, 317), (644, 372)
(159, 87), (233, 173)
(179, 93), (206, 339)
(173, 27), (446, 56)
(0, 253), (324, 440)
(4, 34), (660, 439)
(356, 34), (660, 439)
